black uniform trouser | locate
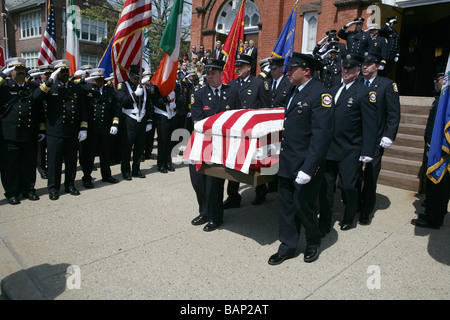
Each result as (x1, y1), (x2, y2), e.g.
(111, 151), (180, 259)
(0, 140), (37, 198)
(227, 180), (266, 201)
(144, 125), (156, 157)
(37, 138), (47, 175)
(120, 117), (146, 175)
(277, 169), (323, 256)
(82, 132), (112, 181)
(360, 145), (384, 217)
(424, 172), (450, 225)
(46, 135), (78, 193)
(155, 113), (175, 169)
(319, 159), (362, 230)
(189, 164), (207, 217)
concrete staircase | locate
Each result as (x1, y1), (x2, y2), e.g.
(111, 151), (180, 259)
(378, 96), (435, 192)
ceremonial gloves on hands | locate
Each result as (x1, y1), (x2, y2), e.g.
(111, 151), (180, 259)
(145, 124), (152, 132)
(359, 156), (373, 163)
(50, 68), (61, 81)
(168, 91), (176, 102)
(110, 126), (118, 135)
(2, 66), (15, 77)
(78, 130), (87, 142)
(38, 133), (45, 142)
(380, 137), (393, 148)
(134, 85), (144, 97)
(295, 171), (312, 185)
(318, 35), (328, 46)
(345, 21), (357, 28)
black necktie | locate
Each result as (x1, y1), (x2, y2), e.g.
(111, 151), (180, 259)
(214, 88), (220, 98)
(272, 80), (277, 91)
(365, 80), (370, 87)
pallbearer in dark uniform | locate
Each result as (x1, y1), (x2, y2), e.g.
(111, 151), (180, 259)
(141, 71), (157, 161)
(268, 53), (335, 265)
(257, 58), (271, 81)
(0, 58), (45, 204)
(359, 52), (400, 224)
(190, 59), (241, 232)
(35, 59), (88, 200)
(225, 54), (271, 207)
(379, 16), (400, 79)
(337, 18), (369, 56)
(366, 24), (388, 72)
(116, 64), (154, 180)
(268, 57), (294, 108)
(318, 53), (378, 234)
(36, 64), (54, 180)
(81, 68), (120, 189)
(319, 43), (342, 89)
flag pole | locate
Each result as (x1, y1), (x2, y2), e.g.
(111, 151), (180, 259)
(138, 30), (144, 109)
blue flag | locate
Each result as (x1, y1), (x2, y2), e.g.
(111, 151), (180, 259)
(98, 34), (114, 77)
(272, 1), (298, 72)
(427, 54), (450, 183)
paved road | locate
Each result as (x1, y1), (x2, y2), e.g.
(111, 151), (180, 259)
(0, 155), (449, 302)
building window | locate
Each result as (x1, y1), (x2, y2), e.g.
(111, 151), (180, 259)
(20, 10), (42, 39)
(301, 12), (318, 54)
(80, 17), (107, 43)
(21, 52), (40, 68)
(81, 54), (100, 67)
(216, 0), (260, 35)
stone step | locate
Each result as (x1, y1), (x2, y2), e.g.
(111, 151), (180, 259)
(378, 169), (420, 192)
(384, 144), (424, 161)
(400, 105), (431, 115)
(394, 133), (425, 149)
(381, 155), (422, 175)
(400, 113), (428, 126)
(397, 123), (425, 136)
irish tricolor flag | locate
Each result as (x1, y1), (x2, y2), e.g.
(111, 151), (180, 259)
(151, 0), (183, 97)
(66, 0), (80, 75)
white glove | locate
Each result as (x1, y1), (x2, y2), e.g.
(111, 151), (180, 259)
(2, 66), (15, 76)
(109, 126), (118, 135)
(50, 68), (62, 81)
(74, 70), (86, 77)
(295, 171), (311, 185)
(359, 156), (373, 163)
(318, 35), (328, 45)
(380, 137), (393, 148)
(134, 85), (144, 96)
(30, 72), (44, 78)
(168, 91), (176, 102)
(187, 112), (192, 117)
(169, 101), (176, 110)
(389, 19), (397, 24)
(394, 56), (399, 63)
(145, 124), (152, 132)
(318, 42), (329, 53)
(378, 64), (385, 71)
(38, 133), (45, 142)
(78, 130), (87, 142)
(345, 21), (356, 28)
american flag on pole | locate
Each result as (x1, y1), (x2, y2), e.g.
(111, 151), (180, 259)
(112, 0), (152, 85)
(37, 0), (57, 66)
(183, 108), (285, 174)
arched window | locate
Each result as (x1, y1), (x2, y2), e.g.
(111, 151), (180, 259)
(216, 0), (260, 35)
(301, 12), (318, 54)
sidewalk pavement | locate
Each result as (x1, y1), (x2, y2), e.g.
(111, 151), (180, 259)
(0, 155), (449, 300)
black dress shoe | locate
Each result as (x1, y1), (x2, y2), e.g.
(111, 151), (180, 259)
(102, 177), (119, 184)
(340, 222), (353, 231)
(22, 191), (40, 201)
(166, 165), (175, 172)
(304, 245), (320, 263)
(223, 197), (241, 209)
(411, 218), (440, 229)
(158, 167), (168, 174)
(191, 215), (208, 226)
(203, 221), (222, 232)
(251, 195), (265, 205)
(268, 252), (294, 266)
(49, 192), (59, 201)
(65, 187), (80, 196)
(83, 181), (95, 189)
(132, 171), (146, 178)
(149, 154), (157, 160)
(359, 215), (371, 225)
(122, 173), (132, 180)
(7, 196), (21, 205)
(40, 172), (48, 179)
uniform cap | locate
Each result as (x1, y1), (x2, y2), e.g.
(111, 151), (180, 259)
(105, 73), (114, 82)
(39, 64), (54, 73)
(367, 23), (379, 30)
(259, 58), (270, 68)
(129, 64), (144, 78)
(342, 53), (364, 68)
(235, 54), (253, 65)
(80, 65), (94, 70)
(204, 59), (225, 71)
(285, 52), (319, 71)
(269, 57), (285, 69)
(85, 68), (106, 82)
(363, 52), (383, 64)
(387, 16), (398, 23)
(353, 17), (365, 24)
(6, 57), (26, 68)
(52, 59), (70, 69)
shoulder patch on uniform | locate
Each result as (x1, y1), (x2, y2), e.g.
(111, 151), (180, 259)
(264, 81), (269, 91)
(322, 93), (332, 107)
(369, 91), (377, 103)
(190, 94), (195, 104)
(392, 82), (398, 92)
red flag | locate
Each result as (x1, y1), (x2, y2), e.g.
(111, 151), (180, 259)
(37, 0), (57, 66)
(112, 0), (152, 85)
(221, 0), (245, 84)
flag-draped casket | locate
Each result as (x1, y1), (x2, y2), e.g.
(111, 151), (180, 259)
(183, 108), (285, 184)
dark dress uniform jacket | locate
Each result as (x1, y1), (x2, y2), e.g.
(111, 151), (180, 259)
(36, 79), (88, 137)
(191, 84), (241, 122)
(320, 58), (342, 89)
(379, 24), (400, 60)
(228, 75), (270, 109)
(0, 78), (44, 142)
(365, 76), (400, 143)
(337, 29), (370, 56)
(270, 75), (294, 108)
(83, 83), (120, 135)
(278, 78), (335, 180)
(367, 35), (389, 63)
(327, 81), (378, 161)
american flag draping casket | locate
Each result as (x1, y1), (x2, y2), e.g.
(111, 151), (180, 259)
(183, 108), (285, 174)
